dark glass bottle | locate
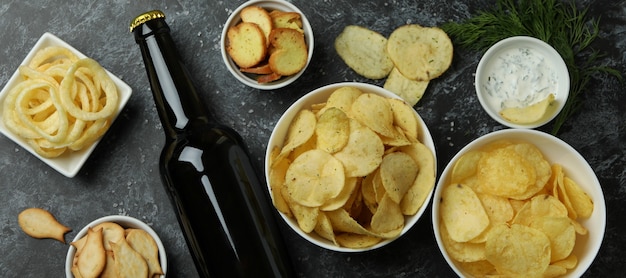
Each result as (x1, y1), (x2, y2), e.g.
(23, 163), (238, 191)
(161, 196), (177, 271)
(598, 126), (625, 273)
(130, 10), (294, 278)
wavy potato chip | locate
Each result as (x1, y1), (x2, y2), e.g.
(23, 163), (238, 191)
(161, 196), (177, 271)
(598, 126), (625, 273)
(450, 150), (484, 184)
(333, 119), (384, 177)
(379, 152), (418, 203)
(285, 149), (345, 207)
(530, 216), (576, 262)
(563, 176), (594, 219)
(485, 223), (551, 276)
(351, 93), (395, 138)
(384, 67), (430, 106)
(398, 142), (436, 215)
(386, 24), (453, 81)
(315, 107), (350, 153)
(334, 25), (394, 79)
(388, 97), (419, 140)
(477, 146), (536, 198)
(370, 194), (404, 234)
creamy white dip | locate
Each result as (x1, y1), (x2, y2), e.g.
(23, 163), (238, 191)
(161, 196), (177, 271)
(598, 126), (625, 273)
(482, 47), (558, 109)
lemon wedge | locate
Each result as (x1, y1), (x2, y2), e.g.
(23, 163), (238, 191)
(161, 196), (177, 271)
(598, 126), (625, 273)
(499, 94), (556, 124)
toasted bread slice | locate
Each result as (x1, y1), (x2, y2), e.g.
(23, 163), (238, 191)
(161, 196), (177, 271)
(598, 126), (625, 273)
(226, 22), (267, 68)
(269, 10), (303, 33)
(268, 28), (308, 76)
(241, 6), (273, 45)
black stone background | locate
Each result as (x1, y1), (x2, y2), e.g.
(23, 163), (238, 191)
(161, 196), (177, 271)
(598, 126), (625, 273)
(0, 0), (624, 277)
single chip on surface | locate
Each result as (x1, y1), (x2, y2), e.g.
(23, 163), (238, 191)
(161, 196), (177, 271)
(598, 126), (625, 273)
(334, 25), (394, 79)
(386, 24), (453, 81)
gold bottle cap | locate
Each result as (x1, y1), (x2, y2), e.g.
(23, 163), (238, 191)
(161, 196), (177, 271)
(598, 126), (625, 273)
(129, 10), (166, 32)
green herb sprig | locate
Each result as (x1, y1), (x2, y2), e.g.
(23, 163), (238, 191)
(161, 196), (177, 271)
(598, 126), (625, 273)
(442, 0), (622, 134)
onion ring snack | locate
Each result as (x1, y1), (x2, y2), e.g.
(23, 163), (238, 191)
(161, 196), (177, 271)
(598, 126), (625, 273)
(2, 46), (119, 158)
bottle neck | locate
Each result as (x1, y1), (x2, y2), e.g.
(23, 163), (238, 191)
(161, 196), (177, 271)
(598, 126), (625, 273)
(133, 18), (212, 137)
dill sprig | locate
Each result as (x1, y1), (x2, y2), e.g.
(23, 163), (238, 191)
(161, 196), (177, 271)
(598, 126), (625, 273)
(442, 0), (622, 134)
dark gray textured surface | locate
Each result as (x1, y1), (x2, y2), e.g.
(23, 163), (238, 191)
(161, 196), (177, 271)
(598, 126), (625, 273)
(0, 0), (624, 277)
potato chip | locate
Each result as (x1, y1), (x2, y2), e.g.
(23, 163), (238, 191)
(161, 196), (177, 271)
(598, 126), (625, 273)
(552, 254), (578, 269)
(441, 184), (490, 242)
(563, 176), (594, 219)
(333, 119), (384, 177)
(387, 97), (419, 140)
(334, 25), (394, 79)
(322, 86), (362, 115)
(386, 24), (453, 81)
(335, 233), (383, 249)
(268, 147), (292, 217)
(530, 216), (576, 262)
(507, 143), (552, 200)
(285, 149), (345, 207)
(379, 152), (418, 203)
(398, 142), (436, 215)
(314, 212), (338, 245)
(469, 193), (514, 243)
(485, 223), (551, 276)
(361, 171), (379, 214)
(315, 107), (350, 153)
(544, 264), (568, 277)
(500, 93), (556, 124)
(450, 150), (483, 184)
(477, 146), (536, 198)
(383, 67), (430, 106)
(351, 93), (396, 138)
(512, 194), (568, 226)
(439, 221), (486, 263)
(278, 109), (316, 159)
(321, 177), (357, 211)
(457, 260), (497, 277)
(370, 194), (404, 234)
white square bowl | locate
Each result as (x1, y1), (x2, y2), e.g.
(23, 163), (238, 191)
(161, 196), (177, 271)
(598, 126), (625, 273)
(0, 32), (132, 178)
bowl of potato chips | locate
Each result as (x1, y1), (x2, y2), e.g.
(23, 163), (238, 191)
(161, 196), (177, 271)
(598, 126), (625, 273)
(266, 82), (437, 251)
(65, 215), (166, 278)
(475, 36), (569, 129)
(432, 129), (605, 277)
(221, 0), (314, 90)
(0, 32), (132, 177)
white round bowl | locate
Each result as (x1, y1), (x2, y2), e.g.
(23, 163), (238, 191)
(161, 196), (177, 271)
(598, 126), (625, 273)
(475, 36), (569, 129)
(432, 129), (606, 277)
(265, 82), (437, 252)
(65, 215), (167, 278)
(221, 0), (314, 90)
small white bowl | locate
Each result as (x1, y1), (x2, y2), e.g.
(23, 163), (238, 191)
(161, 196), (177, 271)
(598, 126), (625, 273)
(0, 32), (132, 178)
(65, 215), (167, 278)
(265, 82), (437, 252)
(432, 129), (606, 277)
(475, 36), (569, 129)
(221, 0), (314, 90)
